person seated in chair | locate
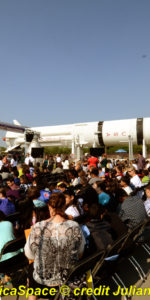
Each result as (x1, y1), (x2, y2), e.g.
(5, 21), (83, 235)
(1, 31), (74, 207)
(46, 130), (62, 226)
(82, 199), (114, 254)
(0, 211), (20, 262)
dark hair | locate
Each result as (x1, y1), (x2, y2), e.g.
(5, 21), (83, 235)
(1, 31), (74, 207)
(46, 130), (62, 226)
(145, 184), (150, 191)
(143, 170), (149, 176)
(0, 188), (7, 198)
(20, 175), (29, 184)
(27, 186), (41, 200)
(64, 188), (75, 197)
(7, 176), (14, 183)
(116, 166), (122, 173)
(115, 188), (128, 203)
(87, 202), (105, 219)
(120, 176), (130, 186)
(69, 169), (78, 178)
(0, 210), (6, 221)
(48, 192), (68, 219)
(90, 168), (99, 176)
(34, 206), (50, 222)
(58, 183), (67, 189)
(13, 170), (19, 177)
(95, 181), (107, 192)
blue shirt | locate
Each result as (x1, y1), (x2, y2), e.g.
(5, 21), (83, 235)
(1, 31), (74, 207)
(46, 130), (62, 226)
(98, 192), (110, 206)
(0, 198), (16, 216)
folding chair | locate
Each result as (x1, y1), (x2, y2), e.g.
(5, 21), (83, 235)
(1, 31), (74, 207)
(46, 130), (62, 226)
(53, 249), (105, 300)
(0, 236), (29, 300)
(132, 217), (150, 280)
(6, 212), (21, 223)
(91, 222), (146, 300)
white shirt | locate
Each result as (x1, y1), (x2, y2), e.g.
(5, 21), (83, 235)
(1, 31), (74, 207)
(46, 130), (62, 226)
(10, 158), (17, 168)
(130, 175), (143, 198)
(130, 175), (142, 188)
(56, 156), (61, 163)
(132, 163), (138, 170)
(65, 206), (80, 218)
(144, 198), (150, 216)
(123, 186), (133, 195)
(72, 178), (80, 186)
(62, 160), (69, 170)
(0, 160), (3, 170)
(25, 156), (34, 165)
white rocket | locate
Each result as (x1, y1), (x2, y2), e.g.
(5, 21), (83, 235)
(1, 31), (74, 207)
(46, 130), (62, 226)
(3, 117), (150, 157)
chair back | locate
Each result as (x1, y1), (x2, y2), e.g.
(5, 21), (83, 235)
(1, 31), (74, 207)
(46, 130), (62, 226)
(1, 236), (26, 256)
(6, 211), (21, 223)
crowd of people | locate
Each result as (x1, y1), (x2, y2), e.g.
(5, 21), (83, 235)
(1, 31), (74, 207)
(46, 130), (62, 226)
(0, 151), (150, 299)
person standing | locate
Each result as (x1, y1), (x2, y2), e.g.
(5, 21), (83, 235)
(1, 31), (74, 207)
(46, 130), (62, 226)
(25, 153), (34, 165)
(137, 152), (145, 171)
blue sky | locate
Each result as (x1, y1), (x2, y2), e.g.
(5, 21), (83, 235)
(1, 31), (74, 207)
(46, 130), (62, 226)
(0, 0), (150, 132)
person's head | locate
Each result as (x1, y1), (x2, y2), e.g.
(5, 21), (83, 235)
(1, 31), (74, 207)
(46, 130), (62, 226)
(0, 210), (6, 222)
(68, 169), (78, 179)
(145, 184), (150, 199)
(128, 167), (136, 177)
(33, 168), (41, 178)
(78, 170), (86, 178)
(90, 168), (99, 178)
(87, 202), (105, 220)
(48, 192), (67, 218)
(116, 165), (122, 174)
(93, 181), (106, 194)
(75, 162), (82, 172)
(29, 162), (33, 167)
(120, 176), (130, 187)
(2, 156), (8, 164)
(80, 176), (88, 186)
(0, 188), (7, 199)
(6, 176), (15, 188)
(20, 175), (29, 185)
(13, 169), (19, 178)
(115, 188), (128, 203)
(142, 170), (149, 177)
(56, 162), (62, 169)
(33, 206), (50, 223)
(27, 186), (41, 200)
(64, 189), (75, 207)
(17, 164), (22, 170)
(57, 182), (67, 192)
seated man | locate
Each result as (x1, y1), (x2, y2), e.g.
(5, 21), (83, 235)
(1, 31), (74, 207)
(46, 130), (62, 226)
(117, 189), (147, 229)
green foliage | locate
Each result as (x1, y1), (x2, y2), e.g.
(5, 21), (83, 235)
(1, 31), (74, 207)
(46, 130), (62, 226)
(44, 146), (91, 155)
(0, 147), (6, 154)
(44, 146), (71, 155)
(106, 145), (143, 154)
(83, 148), (90, 154)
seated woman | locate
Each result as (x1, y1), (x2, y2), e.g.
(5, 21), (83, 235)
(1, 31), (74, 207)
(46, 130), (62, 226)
(24, 192), (85, 300)
(0, 211), (20, 263)
(64, 188), (80, 219)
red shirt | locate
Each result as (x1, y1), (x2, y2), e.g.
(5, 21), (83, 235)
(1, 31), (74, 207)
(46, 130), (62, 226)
(88, 156), (99, 168)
